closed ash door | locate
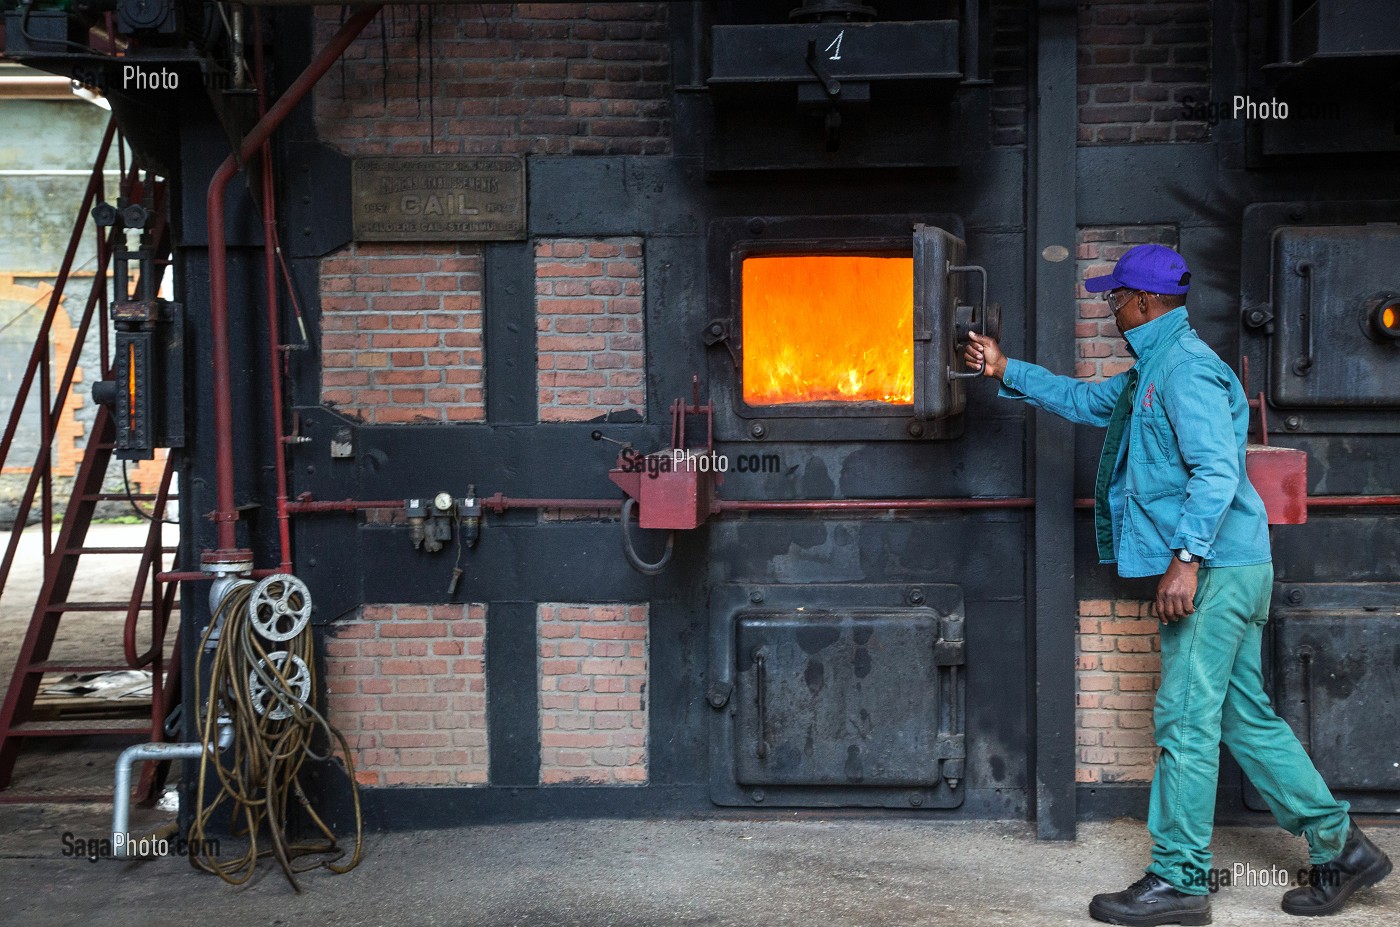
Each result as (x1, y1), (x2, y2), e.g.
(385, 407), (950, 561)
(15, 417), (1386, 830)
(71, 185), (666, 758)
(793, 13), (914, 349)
(733, 608), (965, 792)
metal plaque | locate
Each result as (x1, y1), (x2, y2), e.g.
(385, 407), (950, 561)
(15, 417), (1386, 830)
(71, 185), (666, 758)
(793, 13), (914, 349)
(351, 156), (526, 242)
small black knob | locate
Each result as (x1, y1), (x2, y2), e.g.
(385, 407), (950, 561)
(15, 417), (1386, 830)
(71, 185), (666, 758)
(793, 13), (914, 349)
(120, 204), (150, 229)
(92, 203), (118, 227)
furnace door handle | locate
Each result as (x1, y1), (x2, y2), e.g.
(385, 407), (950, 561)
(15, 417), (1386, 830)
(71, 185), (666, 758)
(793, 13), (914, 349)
(1293, 261), (1314, 377)
(947, 263), (989, 381)
(754, 647), (769, 760)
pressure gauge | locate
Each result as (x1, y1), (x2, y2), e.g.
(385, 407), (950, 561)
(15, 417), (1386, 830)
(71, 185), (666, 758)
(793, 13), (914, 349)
(433, 491), (455, 512)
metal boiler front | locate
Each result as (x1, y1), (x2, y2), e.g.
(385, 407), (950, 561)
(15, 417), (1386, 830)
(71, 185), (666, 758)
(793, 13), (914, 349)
(708, 583), (967, 809)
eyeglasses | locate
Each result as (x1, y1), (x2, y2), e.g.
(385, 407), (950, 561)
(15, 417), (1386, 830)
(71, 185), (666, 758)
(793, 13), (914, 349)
(1105, 288), (1138, 316)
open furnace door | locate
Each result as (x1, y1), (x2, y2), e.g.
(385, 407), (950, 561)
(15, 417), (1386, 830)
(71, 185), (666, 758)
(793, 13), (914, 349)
(913, 223), (985, 420)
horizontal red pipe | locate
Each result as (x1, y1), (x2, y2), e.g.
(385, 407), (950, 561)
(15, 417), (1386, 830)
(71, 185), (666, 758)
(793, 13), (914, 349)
(156, 568), (281, 583)
(286, 499), (403, 513)
(1307, 495), (1400, 507)
(286, 494), (1032, 514)
(713, 497), (1035, 512)
(281, 494), (1399, 520)
(286, 496), (626, 514)
(1073, 496), (1400, 509)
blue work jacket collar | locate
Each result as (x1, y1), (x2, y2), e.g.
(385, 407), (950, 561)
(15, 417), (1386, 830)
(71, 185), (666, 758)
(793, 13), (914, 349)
(1123, 305), (1189, 361)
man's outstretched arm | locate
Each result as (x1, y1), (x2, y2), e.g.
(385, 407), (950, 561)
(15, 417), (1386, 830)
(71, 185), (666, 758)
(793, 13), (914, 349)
(964, 332), (1129, 427)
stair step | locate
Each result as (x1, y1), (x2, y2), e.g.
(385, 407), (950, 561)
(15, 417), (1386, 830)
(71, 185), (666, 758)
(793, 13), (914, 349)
(26, 662), (136, 675)
(8, 719), (152, 736)
(0, 787), (119, 804)
(45, 601), (161, 613)
(63, 547), (179, 556)
(79, 493), (178, 502)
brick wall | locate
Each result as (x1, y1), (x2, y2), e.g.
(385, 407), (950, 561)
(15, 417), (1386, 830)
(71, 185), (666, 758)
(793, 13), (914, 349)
(1074, 225), (1179, 380)
(990, 0), (1029, 147)
(538, 603), (648, 784)
(1077, 0), (1210, 143)
(325, 603), (489, 787)
(536, 237), (645, 422)
(319, 243), (485, 424)
(314, 3), (671, 157)
(1076, 598), (1160, 783)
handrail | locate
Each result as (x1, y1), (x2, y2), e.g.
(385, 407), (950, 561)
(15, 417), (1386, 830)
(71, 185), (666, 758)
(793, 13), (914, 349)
(0, 166), (146, 595)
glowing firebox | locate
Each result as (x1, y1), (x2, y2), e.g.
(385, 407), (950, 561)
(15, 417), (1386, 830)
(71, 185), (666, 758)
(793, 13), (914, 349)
(741, 255), (914, 406)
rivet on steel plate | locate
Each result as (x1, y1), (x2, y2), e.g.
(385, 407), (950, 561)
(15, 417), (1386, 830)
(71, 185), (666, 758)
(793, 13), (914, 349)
(1286, 588), (1304, 606)
(909, 792), (924, 807)
(907, 588), (925, 606)
(751, 789), (765, 803)
(750, 590), (765, 604)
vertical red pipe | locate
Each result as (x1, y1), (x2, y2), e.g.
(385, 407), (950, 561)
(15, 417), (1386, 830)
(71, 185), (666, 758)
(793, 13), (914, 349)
(204, 4), (383, 559)
(252, 11), (293, 573)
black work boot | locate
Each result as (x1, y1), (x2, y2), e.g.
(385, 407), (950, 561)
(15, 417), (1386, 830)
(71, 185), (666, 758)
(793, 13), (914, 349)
(1089, 873), (1212, 926)
(1282, 821), (1392, 916)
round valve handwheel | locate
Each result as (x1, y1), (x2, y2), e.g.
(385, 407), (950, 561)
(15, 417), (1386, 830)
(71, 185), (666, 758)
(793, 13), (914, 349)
(248, 573), (313, 643)
(248, 652), (312, 721)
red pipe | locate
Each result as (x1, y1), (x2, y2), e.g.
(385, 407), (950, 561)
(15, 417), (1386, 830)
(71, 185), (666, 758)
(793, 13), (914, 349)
(204, 4), (383, 557)
(281, 493), (1400, 519)
(283, 494), (1035, 514)
(713, 497), (1035, 512)
(1307, 495), (1400, 507)
(252, 10), (293, 573)
(157, 568), (282, 583)
(1072, 497), (1400, 509)
(286, 499), (405, 513)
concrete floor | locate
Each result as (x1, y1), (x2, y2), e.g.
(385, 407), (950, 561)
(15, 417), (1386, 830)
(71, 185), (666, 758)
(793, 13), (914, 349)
(2, 525), (1397, 925)
(0, 812), (1395, 926)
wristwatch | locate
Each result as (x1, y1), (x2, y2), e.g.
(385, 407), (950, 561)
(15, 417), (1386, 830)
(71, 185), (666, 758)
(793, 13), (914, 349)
(1175, 548), (1203, 564)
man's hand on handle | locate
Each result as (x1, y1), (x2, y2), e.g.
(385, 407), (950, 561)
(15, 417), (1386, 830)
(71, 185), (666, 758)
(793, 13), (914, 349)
(963, 332), (1008, 380)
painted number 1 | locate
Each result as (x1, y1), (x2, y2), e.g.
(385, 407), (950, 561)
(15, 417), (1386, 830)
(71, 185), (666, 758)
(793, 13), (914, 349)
(825, 30), (844, 61)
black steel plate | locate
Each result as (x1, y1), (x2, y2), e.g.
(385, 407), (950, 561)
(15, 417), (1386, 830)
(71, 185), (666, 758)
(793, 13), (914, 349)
(733, 608), (953, 786)
(1271, 583), (1400, 808)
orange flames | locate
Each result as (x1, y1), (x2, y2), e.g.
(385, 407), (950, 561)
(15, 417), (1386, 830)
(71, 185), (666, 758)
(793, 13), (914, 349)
(741, 255), (914, 405)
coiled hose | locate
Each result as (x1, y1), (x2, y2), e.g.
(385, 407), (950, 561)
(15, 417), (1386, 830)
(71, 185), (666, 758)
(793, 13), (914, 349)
(189, 579), (363, 891)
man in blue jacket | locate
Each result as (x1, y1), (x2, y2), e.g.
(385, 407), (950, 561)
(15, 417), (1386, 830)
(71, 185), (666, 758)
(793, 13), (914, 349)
(963, 244), (1390, 925)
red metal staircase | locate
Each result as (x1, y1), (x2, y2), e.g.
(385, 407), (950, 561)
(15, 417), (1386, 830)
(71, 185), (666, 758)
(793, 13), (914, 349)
(0, 119), (181, 801)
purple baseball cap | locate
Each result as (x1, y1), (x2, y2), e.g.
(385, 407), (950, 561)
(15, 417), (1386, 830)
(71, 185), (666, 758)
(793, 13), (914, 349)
(1084, 243), (1192, 295)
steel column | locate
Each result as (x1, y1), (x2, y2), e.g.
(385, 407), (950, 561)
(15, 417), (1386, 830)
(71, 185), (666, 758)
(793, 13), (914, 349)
(1030, 0), (1079, 840)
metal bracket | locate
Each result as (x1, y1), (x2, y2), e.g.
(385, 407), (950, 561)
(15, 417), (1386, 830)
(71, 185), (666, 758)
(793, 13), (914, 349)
(803, 38), (841, 99)
(703, 318), (740, 370)
(1242, 303), (1275, 331)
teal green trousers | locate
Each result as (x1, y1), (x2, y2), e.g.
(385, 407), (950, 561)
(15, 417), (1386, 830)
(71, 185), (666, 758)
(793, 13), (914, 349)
(1145, 561), (1352, 895)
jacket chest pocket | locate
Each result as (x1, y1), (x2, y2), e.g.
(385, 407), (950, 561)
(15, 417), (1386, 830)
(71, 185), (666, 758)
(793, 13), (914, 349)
(1130, 404), (1174, 463)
